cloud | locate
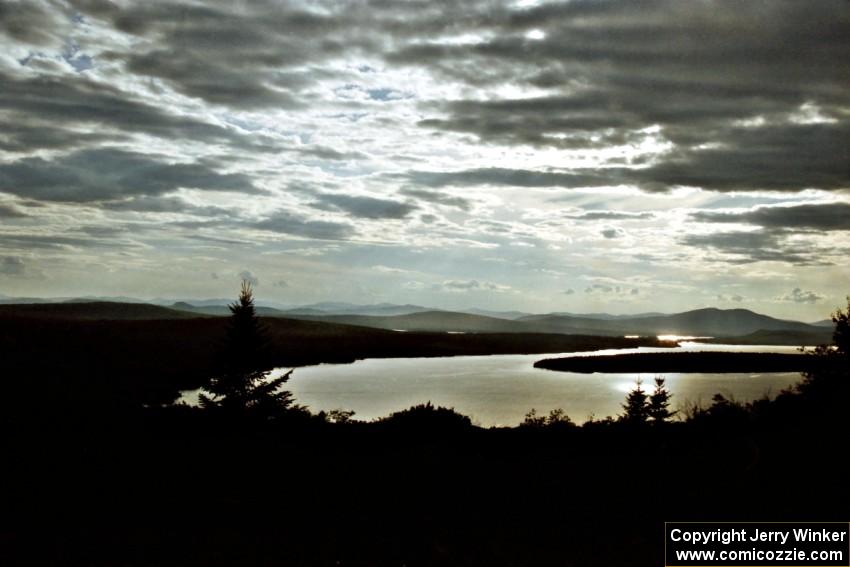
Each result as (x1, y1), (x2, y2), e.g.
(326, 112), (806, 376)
(717, 293), (744, 303)
(72, 1), (343, 109)
(601, 227), (625, 239)
(692, 202), (850, 231)
(0, 69), (260, 153)
(630, 123), (850, 192)
(311, 193), (417, 219)
(680, 230), (839, 266)
(0, 148), (259, 203)
(0, 232), (125, 251)
(567, 211), (653, 221)
(563, 288), (575, 295)
(439, 279), (511, 293)
(272, 280), (289, 288)
(238, 270), (259, 287)
(0, 203), (27, 218)
(399, 188), (472, 211)
(405, 123), (850, 194)
(0, 256), (26, 276)
(405, 168), (617, 190)
(0, 1), (69, 48)
(584, 283), (640, 297)
(777, 288), (824, 304)
(253, 211), (356, 241)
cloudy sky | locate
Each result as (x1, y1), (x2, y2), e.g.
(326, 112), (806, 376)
(0, 0), (848, 318)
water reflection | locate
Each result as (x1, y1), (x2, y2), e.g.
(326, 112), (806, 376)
(180, 343), (808, 427)
(281, 344), (806, 427)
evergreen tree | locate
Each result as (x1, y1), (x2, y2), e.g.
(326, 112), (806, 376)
(831, 296), (849, 357)
(620, 378), (650, 424)
(199, 281), (294, 416)
(647, 376), (675, 424)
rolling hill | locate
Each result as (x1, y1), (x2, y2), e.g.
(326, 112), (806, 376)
(0, 301), (201, 320)
(285, 306), (830, 341)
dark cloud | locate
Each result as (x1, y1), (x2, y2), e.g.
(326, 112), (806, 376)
(0, 255), (26, 276)
(439, 279), (508, 292)
(402, 0), (849, 192)
(693, 202), (850, 231)
(406, 121), (850, 194)
(568, 211), (653, 221)
(0, 1), (69, 47)
(0, 232), (123, 251)
(253, 211), (355, 240)
(71, 1), (351, 109)
(601, 228), (625, 239)
(777, 288), (824, 304)
(631, 123), (850, 192)
(102, 196), (235, 217)
(680, 231), (836, 266)
(404, 168), (618, 189)
(311, 193), (417, 219)
(0, 70), (265, 153)
(0, 203), (27, 218)
(297, 146), (369, 161)
(0, 148), (259, 203)
(399, 188), (472, 211)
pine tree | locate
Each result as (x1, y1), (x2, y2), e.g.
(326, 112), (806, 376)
(199, 281), (294, 416)
(620, 378), (649, 424)
(648, 376), (675, 424)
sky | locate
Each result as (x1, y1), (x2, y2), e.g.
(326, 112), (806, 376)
(0, 0), (848, 319)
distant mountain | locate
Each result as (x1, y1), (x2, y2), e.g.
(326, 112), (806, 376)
(62, 295), (148, 304)
(0, 296), (55, 304)
(0, 297), (828, 341)
(461, 308), (532, 320)
(701, 329), (832, 346)
(154, 298), (295, 309)
(291, 307), (823, 339)
(520, 311), (666, 322)
(525, 308), (819, 337)
(287, 310), (523, 333)
(291, 302), (434, 316)
(811, 319), (835, 328)
(169, 303), (289, 317)
(0, 301), (200, 320)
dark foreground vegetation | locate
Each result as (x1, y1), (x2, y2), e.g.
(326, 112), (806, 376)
(1, 289), (848, 566)
(535, 351), (824, 373)
(0, 304), (667, 405)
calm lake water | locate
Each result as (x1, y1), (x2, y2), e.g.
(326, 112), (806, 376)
(183, 342), (808, 427)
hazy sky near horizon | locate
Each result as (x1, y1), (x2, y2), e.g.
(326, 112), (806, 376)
(0, 0), (848, 318)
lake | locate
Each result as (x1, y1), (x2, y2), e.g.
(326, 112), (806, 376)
(183, 342), (808, 426)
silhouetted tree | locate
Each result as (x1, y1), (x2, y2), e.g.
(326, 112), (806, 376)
(521, 408), (576, 429)
(796, 296), (850, 401)
(199, 281), (294, 416)
(648, 376), (675, 424)
(620, 378), (649, 424)
(831, 296), (849, 356)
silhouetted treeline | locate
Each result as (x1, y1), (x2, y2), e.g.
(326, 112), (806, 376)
(535, 351), (827, 373)
(0, 308), (666, 410)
